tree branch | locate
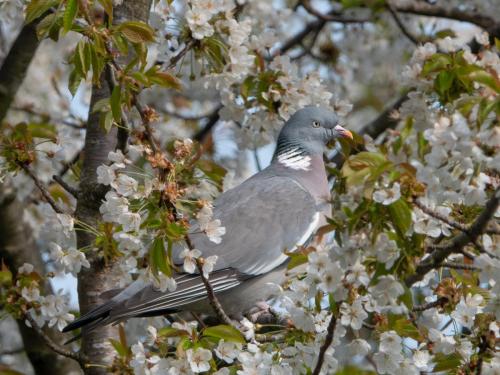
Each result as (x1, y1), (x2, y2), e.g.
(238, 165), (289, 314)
(18, 162), (67, 214)
(392, 1), (500, 39)
(193, 107), (221, 142)
(300, 0), (369, 23)
(312, 313), (336, 375)
(406, 188), (500, 286)
(414, 199), (468, 232)
(184, 235), (239, 330)
(386, 1), (419, 45)
(52, 175), (79, 198)
(412, 297), (447, 312)
(0, 12), (46, 122)
(25, 314), (88, 368)
(439, 262), (479, 271)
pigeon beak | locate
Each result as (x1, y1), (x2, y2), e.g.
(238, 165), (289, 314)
(334, 124), (353, 140)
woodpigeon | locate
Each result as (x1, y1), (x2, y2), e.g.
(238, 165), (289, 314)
(63, 106), (353, 332)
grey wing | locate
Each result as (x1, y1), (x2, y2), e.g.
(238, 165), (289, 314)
(181, 174), (320, 274)
(63, 175), (319, 333)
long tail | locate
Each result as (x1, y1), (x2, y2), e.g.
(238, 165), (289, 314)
(63, 269), (248, 337)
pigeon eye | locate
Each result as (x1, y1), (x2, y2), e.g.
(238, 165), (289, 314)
(312, 120), (320, 128)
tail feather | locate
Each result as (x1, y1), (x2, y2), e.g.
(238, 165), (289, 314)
(62, 268), (249, 337)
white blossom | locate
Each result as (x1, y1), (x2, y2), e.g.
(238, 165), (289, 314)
(180, 248), (202, 274)
(373, 183), (401, 205)
(186, 348), (212, 373)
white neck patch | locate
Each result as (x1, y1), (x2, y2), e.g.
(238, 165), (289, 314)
(277, 148), (311, 171)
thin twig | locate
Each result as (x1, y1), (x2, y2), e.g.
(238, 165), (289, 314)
(439, 262), (479, 271)
(25, 314), (88, 367)
(193, 106), (222, 142)
(53, 175), (79, 198)
(312, 313), (336, 375)
(412, 297), (447, 312)
(386, 1), (419, 45)
(415, 198), (498, 259)
(18, 162), (66, 214)
(184, 235), (240, 331)
(414, 199), (468, 232)
(300, 0), (369, 23)
(166, 39), (196, 70)
(406, 188), (500, 286)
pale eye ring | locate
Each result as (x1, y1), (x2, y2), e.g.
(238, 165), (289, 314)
(312, 120), (320, 128)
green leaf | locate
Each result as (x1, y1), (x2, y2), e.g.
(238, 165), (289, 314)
(341, 152), (391, 188)
(117, 21), (155, 43)
(100, 111), (114, 133)
(149, 238), (172, 277)
(25, 0), (57, 24)
(388, 199), (412, 235)
(98, 0), (113, 23)
(392, 318), (422, 341)
(150, 71), (182, 90)
(69, 69), (82, 97)
(421, 53), (452, 75)
(110, 85), (122, 123)
(469, 70), (500, 93)
(433, 353), (462, 372)
(158, 327), (188, 338)
(203, 325), (245, 344)
(434, 70), (454, 99)
(0, 261), (13, 286)
(63, 0), (78, 33)
(35, 13), (61, 40)
(27, 122), (57, 141)
(434, 29), (456, 39)
(109, 339), (129, 358)
(495, 37), (500, 51)
(287, 253), (308, 270)
(112, 34), (129, 55)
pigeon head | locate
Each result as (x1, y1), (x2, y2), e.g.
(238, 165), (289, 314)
(274, 106), (352, 158)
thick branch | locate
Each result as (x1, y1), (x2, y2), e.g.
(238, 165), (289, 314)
(76, 2), (153, 374)
(392, 1), (500, 38)
(0, 14), (44, 122)
(311, 313), (337, 375)
(406, 188), (500, 286)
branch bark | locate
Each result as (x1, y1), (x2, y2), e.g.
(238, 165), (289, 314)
(311, 313), (337, 375)
(75, 1), (152, 373)
(0, 12), (46, 122)
(392, 1), (500, 39)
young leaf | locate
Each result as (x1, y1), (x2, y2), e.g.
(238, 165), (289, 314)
(25, 0), (57, 24)
(117, 21), (156, 43)
(63, 0), (78, 34)
(149, 238), (172, 277)
(203, 325), (246, 344)
(98, 0), (113, 23)
(110, 85), (122, 123)
(388, 199), (412, 235)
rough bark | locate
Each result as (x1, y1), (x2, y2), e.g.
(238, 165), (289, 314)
(75, 1), (152, 373)
(0, 193), (81, 375)
(0, 16), (42, 122)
